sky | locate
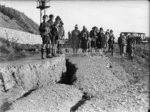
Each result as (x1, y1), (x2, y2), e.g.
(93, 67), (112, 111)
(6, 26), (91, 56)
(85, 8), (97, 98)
(0, 0), (149, 39)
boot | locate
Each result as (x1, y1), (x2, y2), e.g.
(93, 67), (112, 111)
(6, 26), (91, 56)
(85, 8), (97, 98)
(49, 47), (52, 58)
(52, 48), (56, 57)
(41, 48), (44, 59)
(46, 48), (52, 58)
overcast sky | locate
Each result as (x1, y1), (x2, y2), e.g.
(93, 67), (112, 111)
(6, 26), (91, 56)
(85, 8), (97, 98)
(0, 0), (149, 39)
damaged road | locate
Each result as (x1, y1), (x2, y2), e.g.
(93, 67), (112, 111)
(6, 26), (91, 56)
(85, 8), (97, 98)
(0, 54), (149, 112)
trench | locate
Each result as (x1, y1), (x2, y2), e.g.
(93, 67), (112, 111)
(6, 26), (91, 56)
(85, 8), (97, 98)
(58, 59), (94, 112)
(58, 59), (78, 85)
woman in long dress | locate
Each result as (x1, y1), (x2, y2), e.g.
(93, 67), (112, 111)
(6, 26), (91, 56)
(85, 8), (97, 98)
(97, 27), (105, 55)
(71, 25), (80, 56)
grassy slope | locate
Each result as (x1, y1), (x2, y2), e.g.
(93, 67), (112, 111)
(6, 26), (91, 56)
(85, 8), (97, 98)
(0, 5), (39, 34)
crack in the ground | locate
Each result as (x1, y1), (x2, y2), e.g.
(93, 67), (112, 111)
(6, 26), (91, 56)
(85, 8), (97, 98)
(70, 92), (94, 112)
(58, 59), (77, 85)
(58, 59), (95, 112)
(16, 88), (37, 100)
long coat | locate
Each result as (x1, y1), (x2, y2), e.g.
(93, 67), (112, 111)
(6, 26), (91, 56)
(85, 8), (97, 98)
(71, 29), (80, 49)
(90, 30), (97, 48)
(80, 30), (89, 49)
(97, 32), (105, 49)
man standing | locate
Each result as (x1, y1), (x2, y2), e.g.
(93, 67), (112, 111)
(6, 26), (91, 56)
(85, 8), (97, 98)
(97, 27), (105, 55)
(90, 27), (97, 55)
(104, 31), (109, 51)
(126, 34), (135, 59)
(50, 19), (60, 57)
(108, 30), (115, 56)
(118, 33), (122, 55)
(120, 34), (127, 57)
(81, 26), (89, 56)
(39, 15), (51, 59)
(71, 24), (80, 56)
(58, 19), (65, 54)
(47, 14), (54, 58)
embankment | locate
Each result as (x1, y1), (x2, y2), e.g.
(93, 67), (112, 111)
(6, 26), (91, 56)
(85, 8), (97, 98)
(0, 27), (41, 45)
(0, 55), (66, 101)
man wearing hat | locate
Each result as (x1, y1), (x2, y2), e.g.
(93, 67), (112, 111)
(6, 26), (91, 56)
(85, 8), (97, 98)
(39, 15), (51, 59)
(71, 24), (80, 56)
(53, 16), (65, 55)
(47, 14), (54, 58)
(108, 29), (115, 56)
(105, 30), (110, 51)
(126, 34), (135, 59)
(50, 20), (60, 57)
(97, 27), (105, 55)
(90, 26), (97, 55)
(57, 19), (65, 55)
(80, 26), (89, 56)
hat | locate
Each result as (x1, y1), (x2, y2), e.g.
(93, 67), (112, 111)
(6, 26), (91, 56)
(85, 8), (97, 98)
(55, 16), (61, 21)
(49, 14), (54, 18)
(100, 27), (103, 31)
(106, 29), (109, 32)
(75, 24), (78, 28)
(110, 29), (113, 32)
(43, 15), (48, 19)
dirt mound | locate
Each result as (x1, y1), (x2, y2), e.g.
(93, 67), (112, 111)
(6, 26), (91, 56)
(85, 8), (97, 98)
(68, 56), (131, 95)
(65, 55), (148, 112)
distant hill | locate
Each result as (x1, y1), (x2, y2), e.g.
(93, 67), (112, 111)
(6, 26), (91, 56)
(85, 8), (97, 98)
(0, 5), (39, 34)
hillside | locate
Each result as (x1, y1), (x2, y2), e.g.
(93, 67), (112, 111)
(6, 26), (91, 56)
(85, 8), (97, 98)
(0, 5), (39, 34)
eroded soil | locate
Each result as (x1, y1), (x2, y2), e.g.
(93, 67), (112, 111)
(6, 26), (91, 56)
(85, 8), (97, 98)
(0, 46), (149, 112)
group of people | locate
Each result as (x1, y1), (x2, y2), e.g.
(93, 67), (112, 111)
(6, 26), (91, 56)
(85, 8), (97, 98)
(39, 15), (135, 60)
(69, 25), (115, 56)
(39, 14), (65, 59)
(118, 33), (136, 59)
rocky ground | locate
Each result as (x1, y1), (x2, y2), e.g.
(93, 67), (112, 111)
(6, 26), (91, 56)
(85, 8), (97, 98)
(0, 45), (149, 112)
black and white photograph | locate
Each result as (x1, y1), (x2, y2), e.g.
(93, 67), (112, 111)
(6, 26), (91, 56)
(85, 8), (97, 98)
(0, 0), (149, 112)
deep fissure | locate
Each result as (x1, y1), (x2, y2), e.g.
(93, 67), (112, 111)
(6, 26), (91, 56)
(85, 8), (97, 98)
(58, 59), (78, 85)
(58, 59), (94, 112)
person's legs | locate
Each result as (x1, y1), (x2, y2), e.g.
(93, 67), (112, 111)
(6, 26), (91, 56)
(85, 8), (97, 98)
(73, 48), (75, 56)
(124, 45), (126, 54)
(49, 44), (52, 57)
(46, 44), (49, 58)
(122, 45), (125, 56)
(108, 44), (110, 52)
(111, 45), (114, 56)
(131, 47), (134, 60)
(41, 44), (46, 59)
(101, 48), (104, 55)
(75, 48), (78, 56)
(119, 45), (121, 55)
(52, 42), (57, 57)
(54, 44), (58, 56)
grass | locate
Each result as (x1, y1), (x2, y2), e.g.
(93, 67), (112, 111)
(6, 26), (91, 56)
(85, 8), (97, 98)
(0, 37), (40, 61)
